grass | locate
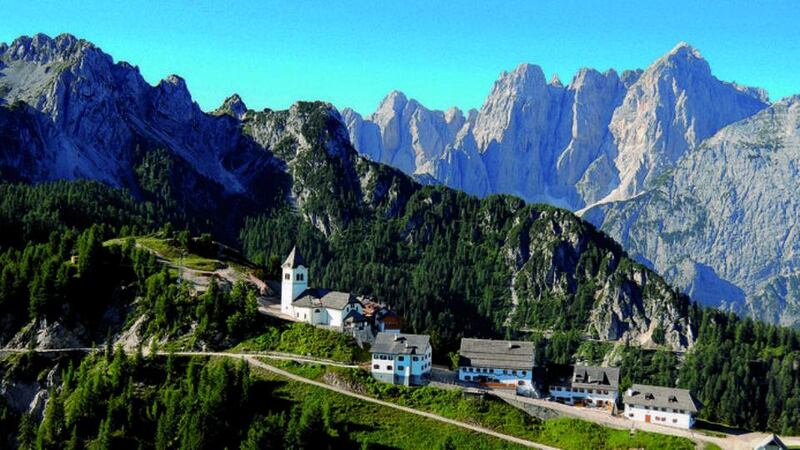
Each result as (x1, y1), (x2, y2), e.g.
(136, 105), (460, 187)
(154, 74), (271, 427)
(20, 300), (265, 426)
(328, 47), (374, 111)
(252, 365), (529, 450)
(266, 362), (695, 450)
(103, 236), (225, 271)
(231, 322), (371, 363)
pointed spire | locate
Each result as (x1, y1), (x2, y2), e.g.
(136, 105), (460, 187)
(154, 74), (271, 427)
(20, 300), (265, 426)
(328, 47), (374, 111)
(282, 246), (305, 269)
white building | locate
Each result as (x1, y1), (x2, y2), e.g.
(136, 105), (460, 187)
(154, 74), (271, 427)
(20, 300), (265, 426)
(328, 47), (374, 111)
(370, 333), (432, 386)
(623, 384), (700, 429)
(548, 365), (619, 410)
(280, 247), (365, 327)
(457, 338), (537, 396)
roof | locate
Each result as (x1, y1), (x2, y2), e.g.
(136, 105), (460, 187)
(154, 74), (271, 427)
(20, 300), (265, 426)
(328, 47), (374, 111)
(623, 384), (700, 413)
(371, 332), (430, 355)
(571, 365), (620, 390)
(292, 288), (362, 310)
(754, 434), (787, 450)
(459, 338), (535, 370)
(343, 309), (367, 323)
(282, 246), (305, 269)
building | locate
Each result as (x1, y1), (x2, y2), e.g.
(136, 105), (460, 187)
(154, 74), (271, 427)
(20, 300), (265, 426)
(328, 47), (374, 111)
(280, 247), (364, 327)
(548, 365), (619, 409)
(623, 384), (700, 429)
(362, 300), (402, 333)
(753, 434), (788, 450)
(370, 332), (432, 386)
(457, 338), (537, 395)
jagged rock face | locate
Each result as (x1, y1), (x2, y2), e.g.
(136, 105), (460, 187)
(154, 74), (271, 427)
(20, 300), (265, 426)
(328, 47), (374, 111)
(0, 33), (272, 198)
(584, 97), (800, 326)
(605, 43), (769, 201)
(345, 43), (768, 210)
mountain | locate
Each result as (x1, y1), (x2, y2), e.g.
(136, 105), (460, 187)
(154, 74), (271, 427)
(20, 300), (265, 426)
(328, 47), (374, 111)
(583, 96), (800, 326)
(0, 33), (699, 350)
(344, 43), (768, 210)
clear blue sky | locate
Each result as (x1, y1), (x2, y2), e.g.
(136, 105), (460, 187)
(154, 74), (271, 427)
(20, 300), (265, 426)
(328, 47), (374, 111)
(3, 1), (798, 113)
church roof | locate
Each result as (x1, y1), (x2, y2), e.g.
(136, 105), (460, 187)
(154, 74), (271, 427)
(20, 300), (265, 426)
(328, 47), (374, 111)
(459, 338), (535, 370)
(282, 246), (305, 269)
(571, 365), (620, 390)
(371, 333), (430, 355)
(291, 288), (361, 310)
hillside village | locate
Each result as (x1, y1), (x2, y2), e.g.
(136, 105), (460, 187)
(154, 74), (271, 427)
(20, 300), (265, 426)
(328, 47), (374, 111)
(272, 246), (707, 432)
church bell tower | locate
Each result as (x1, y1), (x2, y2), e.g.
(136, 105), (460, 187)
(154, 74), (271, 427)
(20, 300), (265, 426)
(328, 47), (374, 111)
(281, 246), (308, 314)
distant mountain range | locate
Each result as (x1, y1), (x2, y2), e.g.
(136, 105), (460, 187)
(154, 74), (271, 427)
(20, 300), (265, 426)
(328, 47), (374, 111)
(344, 43), (800, 326)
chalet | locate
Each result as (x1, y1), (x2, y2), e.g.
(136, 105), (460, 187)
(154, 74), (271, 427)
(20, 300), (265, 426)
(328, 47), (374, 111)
(457, 338), (537, 396)
(548, 365), (619, 409)
(280, 247), (364, 328)
(370, 332), (432, 386)
(362, 300), (402, 333)
(623, 384), (700, 429)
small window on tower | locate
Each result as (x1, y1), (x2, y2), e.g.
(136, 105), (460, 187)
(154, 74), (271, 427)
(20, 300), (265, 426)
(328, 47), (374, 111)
(284, 273), (290, 280)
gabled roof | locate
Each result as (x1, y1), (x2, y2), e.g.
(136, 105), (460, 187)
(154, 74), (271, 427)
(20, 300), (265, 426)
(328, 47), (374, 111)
(291, 288), (362, 310)
(343, 309), (367, 323)
(754, 433), (787, 450)
(623, 384), (700, 413)
(571, 365), (620, 390)
(371, 332), (430, 355)
(459, 338), (535, 370)
(282, 246), (305, 269)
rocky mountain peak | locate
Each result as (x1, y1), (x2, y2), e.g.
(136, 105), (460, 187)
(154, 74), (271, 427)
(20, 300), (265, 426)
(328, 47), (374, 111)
(216, 93), (248, 119)
(648, 41), (711, 77)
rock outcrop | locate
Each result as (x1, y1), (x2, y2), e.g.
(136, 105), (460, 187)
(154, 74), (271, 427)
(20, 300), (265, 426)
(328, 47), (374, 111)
(584, 97), (800, 325)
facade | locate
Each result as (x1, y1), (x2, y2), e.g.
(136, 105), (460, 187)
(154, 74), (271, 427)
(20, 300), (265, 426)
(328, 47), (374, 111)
(548, 365), (619, 409)
(370, 333), (432, 386)
(457, 338), (537, 395)
(623, 384), (700, 429)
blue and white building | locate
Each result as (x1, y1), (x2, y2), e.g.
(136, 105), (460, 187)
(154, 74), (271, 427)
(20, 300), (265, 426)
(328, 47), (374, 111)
(370, 333), (432, 386)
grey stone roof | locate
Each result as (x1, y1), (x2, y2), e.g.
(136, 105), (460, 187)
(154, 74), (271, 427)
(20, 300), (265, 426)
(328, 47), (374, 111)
(282, 246), (305, 269)
(343, 309), (367, 322)
(371, 333), (430, 355)
(623, 384), (700, 413)
(459, 338), (535, 370)
(291, 288), (361, 311)
(754, 434), (787, 450)
(571, 365), (620, 390)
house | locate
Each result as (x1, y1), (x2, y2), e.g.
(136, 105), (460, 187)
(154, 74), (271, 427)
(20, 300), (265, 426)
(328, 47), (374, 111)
(370, 332), (432, 386)
(457, 338), (537, 395)
(623, 384), (700, 429)
(753, 434), (787, 450)
(280, 247), (364, 327)
(548, 365), (619, 409)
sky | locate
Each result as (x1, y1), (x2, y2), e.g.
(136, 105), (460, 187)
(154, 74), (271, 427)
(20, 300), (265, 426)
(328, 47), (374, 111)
(2, 1), (798, 114)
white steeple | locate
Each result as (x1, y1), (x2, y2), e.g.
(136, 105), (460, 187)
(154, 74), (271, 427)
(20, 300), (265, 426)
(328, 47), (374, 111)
(281, 246), (308, 315)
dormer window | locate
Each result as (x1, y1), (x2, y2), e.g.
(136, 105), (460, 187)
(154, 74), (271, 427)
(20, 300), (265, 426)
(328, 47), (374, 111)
(645, 393), (655, 400)
(668, 395), (678, 403)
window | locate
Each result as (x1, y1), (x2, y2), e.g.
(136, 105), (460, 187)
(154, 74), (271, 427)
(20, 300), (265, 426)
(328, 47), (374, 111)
(380, 355), (387, 360)
(284, 273), (290, 280)
(398, 366), (404, 371)
(644, 406), (650, 410)
(521, 371), (527, 376)
(295, 273), (304, 281)
(629, 413), (634, 418)
(673, 418), (677, 423)
(505, 369), (510, 375)
(413, 357), (419, 361)
(465, 376), (471, 380)
(387, 365), (392, 370)
(314, 309), (320, 313)
(398, 356), (404, 361)
(373, 354), (379, 359)
(517, 380), (524, 386)
(373, 364), (379, 369)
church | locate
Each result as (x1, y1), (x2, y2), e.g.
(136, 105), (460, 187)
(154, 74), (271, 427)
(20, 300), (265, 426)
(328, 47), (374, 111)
(280, 247), (366, 328)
